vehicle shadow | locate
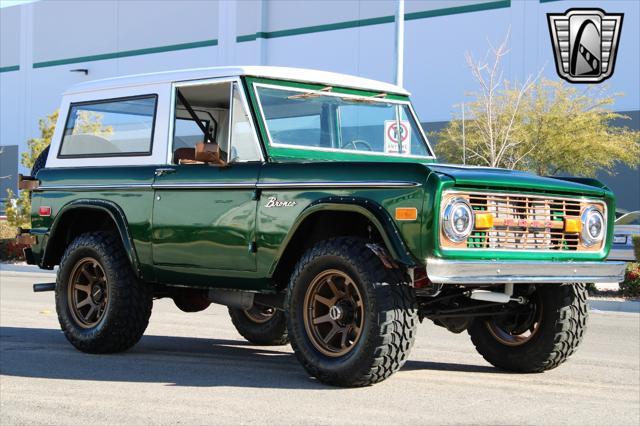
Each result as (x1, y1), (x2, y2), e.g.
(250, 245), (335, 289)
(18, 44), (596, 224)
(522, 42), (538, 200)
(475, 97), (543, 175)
(0, 326), (499, 388)
(0, 326), (320, 389)
(402, 360), (500, 374)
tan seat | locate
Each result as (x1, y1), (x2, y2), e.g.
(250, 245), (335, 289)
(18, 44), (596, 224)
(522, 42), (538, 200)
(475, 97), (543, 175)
(173, 147), (196, 164)
(194, 142), (226, 166)
(173, 143), (226, 166)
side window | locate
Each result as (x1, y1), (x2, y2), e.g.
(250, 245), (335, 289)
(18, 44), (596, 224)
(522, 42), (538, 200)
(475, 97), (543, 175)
(171, 81), (261, 165)
(171, 82), (231, 165)
(174, 117), (212, 150)
(59, 95), (157, 157)
(229, 83), (261, 162)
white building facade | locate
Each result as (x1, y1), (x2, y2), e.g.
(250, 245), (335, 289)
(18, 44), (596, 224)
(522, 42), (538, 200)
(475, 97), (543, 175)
(1, 0), (638, 209)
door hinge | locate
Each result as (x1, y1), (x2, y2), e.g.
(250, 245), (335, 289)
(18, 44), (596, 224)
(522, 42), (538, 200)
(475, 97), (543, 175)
(252, 188), (262, 201)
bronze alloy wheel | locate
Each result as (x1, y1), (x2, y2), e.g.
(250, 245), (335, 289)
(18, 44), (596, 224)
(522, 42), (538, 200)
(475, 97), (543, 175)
(243, 306), (277, 324)
(303, 269), (364, 357)
(67, 257), (109, 328)
(485, 293), (543, 347)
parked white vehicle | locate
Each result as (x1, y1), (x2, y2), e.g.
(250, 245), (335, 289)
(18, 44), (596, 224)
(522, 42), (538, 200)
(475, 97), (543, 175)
(609, 211), (640, 262)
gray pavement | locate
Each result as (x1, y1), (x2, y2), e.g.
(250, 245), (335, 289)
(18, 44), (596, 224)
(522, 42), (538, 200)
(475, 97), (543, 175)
(1, 270), (639, 425)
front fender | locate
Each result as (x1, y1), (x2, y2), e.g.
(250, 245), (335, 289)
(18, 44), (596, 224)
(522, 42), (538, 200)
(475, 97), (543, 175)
(271, 197), (418, 275)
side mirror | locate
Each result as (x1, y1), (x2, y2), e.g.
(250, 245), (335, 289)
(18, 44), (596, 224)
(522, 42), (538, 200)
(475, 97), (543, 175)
(194, 142), (226, 166)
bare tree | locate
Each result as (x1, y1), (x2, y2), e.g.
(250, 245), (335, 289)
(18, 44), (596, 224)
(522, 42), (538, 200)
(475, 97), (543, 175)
(462, 30), (542, 169)
(435, 31), (639, 175)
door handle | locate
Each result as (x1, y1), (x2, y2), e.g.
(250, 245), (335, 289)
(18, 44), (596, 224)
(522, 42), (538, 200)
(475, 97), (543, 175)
(155, 168), (176, 177)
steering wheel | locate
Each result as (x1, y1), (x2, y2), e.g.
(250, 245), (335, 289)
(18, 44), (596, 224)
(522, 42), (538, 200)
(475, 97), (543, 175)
(341, 139), (373, 152)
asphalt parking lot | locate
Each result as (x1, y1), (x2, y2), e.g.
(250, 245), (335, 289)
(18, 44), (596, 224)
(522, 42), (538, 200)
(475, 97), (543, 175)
(1, 269), (639, 425)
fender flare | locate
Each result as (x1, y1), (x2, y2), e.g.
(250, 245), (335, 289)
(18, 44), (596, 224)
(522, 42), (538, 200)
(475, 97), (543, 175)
(270, 196), (417, 276)
(43, 199), (142, 278)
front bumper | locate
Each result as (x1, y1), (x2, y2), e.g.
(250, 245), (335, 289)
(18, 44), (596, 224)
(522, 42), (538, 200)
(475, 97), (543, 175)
(426, 258), (626, 284)
(608, 247), (636, 262)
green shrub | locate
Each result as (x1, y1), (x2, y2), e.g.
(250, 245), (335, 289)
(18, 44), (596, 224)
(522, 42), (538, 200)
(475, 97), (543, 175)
(0, 221), (26, 262)
(620, 263), (640, 298)
(3, 189), (31, 228)
(0, 220), (17, 239)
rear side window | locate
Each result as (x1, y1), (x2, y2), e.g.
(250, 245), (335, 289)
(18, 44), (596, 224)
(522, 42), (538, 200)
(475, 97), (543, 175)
(59, 95), (157, 158)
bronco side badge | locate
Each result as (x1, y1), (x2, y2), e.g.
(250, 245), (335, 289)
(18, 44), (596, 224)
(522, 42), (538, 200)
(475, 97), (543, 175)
(265, 197), (297, 208)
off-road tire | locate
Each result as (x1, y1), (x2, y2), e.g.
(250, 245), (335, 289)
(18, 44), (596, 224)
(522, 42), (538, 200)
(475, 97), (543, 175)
(286, 237), (418, 387)
(468, 283), (588, 372)
(56, 232), (152, 353)
(228, 307), (289, 345)
(30, 145), (50, 177)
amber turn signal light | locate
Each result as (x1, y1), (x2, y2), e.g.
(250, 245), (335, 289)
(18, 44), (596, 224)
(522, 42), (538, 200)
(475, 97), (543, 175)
(395, 207), (418, 221)
(474, 212), (494, 229)
(564, 217), (582, 233)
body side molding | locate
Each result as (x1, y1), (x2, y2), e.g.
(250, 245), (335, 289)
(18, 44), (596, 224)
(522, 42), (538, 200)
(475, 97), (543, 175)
(37, 180), (420, 191)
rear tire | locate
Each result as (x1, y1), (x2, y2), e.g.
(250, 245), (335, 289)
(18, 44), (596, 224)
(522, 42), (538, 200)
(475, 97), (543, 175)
(286, 237), (418, 387)
(468, 283), (588, 372)
(55, 232), (152, 354)
(228, 306), (289, 345)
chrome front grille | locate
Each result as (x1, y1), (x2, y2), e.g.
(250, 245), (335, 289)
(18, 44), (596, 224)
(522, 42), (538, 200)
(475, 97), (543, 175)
(465, 192), (583, 251)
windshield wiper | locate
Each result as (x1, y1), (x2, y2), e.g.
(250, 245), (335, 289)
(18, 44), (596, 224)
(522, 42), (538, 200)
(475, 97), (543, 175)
(287, 86), (333, 100)
(339, 92), (389, 105)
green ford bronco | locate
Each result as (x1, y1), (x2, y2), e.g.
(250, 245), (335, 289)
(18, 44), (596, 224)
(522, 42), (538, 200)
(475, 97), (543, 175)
(19, 66), (625, 387)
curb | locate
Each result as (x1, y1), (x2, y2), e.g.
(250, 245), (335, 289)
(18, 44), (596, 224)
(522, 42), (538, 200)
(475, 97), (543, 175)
(0, 264), (56, 279)
(0, 270), (57, 279)
(589, 299), (640, 314)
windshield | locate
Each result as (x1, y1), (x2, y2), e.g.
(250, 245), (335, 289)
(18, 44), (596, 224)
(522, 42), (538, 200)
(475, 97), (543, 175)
(254, 85), (433, 158)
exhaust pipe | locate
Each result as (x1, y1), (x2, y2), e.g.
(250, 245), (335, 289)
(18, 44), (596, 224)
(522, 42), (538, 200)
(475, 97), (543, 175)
(207, 288), (254, 309)
(469, 289), (525, 304)
(33, 283), (56, 292)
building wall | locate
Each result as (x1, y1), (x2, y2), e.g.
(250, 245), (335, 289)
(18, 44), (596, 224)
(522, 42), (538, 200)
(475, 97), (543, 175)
(1, 0), (638, 209)
(0, 144), (18, 215)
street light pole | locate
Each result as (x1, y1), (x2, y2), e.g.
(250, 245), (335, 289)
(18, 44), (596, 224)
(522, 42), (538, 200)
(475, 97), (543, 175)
(395, 0), (405, 87)
(462, 102), (466, 165)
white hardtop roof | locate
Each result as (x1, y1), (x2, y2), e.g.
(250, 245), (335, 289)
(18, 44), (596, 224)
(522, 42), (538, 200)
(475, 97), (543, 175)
(65, 66), (410, 96)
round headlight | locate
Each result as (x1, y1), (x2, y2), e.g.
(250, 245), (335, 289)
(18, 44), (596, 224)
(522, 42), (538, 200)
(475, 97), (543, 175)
(443, 198), (474, 242)
(581, 206), (605, 246)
